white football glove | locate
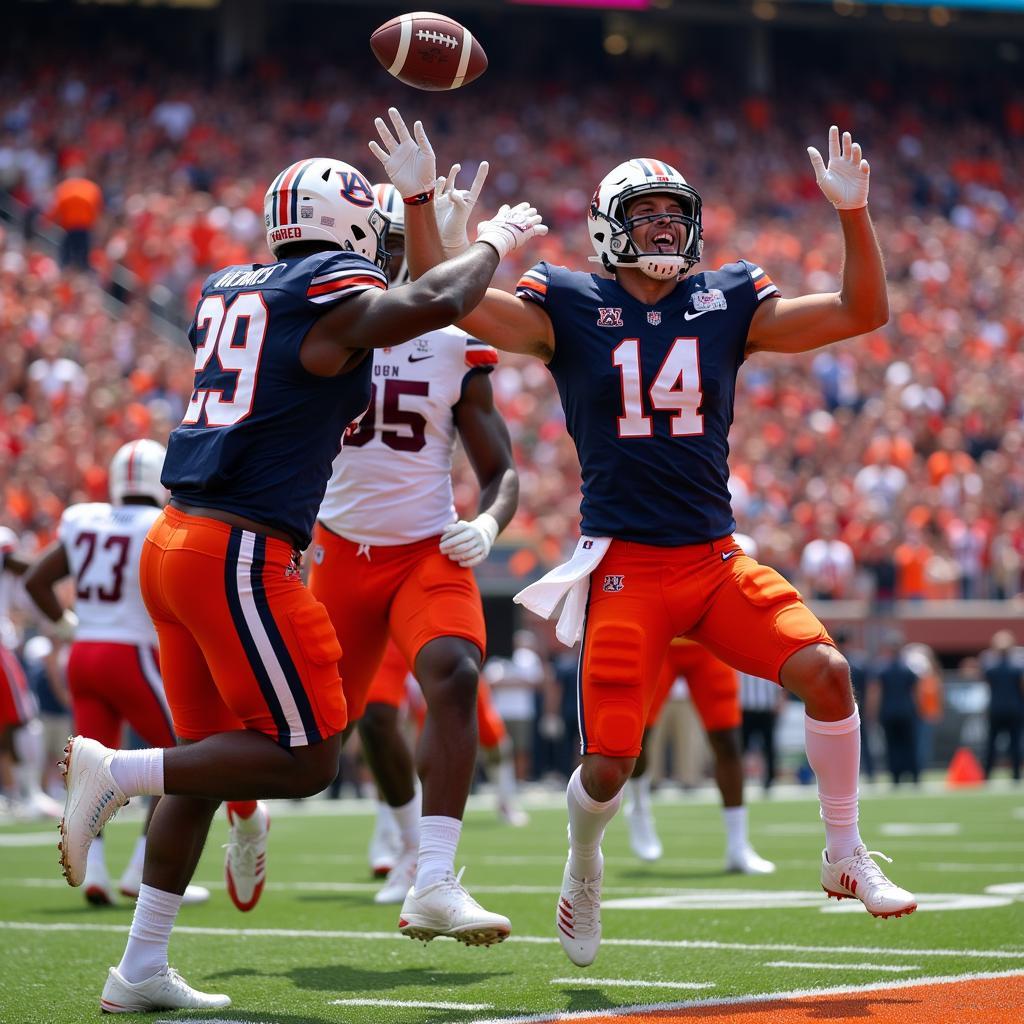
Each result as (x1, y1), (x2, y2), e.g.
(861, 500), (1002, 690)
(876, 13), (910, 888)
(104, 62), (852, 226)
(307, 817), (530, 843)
(807, 125), (870, 210)
(368, 107), (436, 201)
(434, 161), (489, 257)
(51, 609), (79, 644)
(476, 202), (548, 260)
(439, 513), (499, 568)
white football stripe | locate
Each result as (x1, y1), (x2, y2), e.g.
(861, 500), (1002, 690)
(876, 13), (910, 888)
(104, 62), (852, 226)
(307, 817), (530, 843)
(766, 961), (921, 973)
(332, 999), (493, 1011)
(550, 979), (713, 990)
(451, 27), (474, 89)
(388, 15), (413, 76)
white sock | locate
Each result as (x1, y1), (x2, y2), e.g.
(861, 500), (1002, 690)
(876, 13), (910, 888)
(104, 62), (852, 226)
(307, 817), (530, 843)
(496, 738), (518, 803)
(12, 720), (45, 796)
(567, 765), (622, 880)
(128, 835), (147, 873)
(722, 805), (748, 855)
(109, 749), (165, 798)
(625, 773), (651, 815)
(805, 709), (864, 862)
(416, 815), (462, 889)
(391, 791), (421, 854)
(86, 835), (106, 873)
(116, 883), (182, 984)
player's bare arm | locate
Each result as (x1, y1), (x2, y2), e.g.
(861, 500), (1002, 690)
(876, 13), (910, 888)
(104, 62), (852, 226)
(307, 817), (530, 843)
(2, 551), (29, 577)
(440, 371), (520, 568)
(23, 542), (71, 625)
(745, 127), (888, 357)
(370, 107), (556, 363)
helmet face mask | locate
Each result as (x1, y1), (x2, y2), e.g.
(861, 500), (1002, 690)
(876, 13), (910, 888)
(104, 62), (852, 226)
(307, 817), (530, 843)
(264, 159), (391, 271)
(589, 160), (704, 282)
(373, 183), (409, 286)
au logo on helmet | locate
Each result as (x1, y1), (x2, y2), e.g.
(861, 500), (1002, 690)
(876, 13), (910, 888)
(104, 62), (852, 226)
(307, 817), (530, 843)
(337, 170), (375, 208)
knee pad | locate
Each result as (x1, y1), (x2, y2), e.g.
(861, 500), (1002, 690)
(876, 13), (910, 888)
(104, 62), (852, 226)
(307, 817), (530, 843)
(585, 622), (646, 757)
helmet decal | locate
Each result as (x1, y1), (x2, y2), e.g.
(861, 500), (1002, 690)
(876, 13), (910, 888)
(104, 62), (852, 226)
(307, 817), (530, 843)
(337, 171), (375, 208)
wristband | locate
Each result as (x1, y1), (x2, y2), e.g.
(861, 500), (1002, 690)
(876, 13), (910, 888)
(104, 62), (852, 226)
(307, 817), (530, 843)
(403, 189), (435, 206)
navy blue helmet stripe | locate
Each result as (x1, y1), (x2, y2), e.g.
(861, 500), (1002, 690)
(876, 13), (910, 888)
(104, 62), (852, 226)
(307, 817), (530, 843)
(290, 160), (316, 226)
(268, 168), (287, 228)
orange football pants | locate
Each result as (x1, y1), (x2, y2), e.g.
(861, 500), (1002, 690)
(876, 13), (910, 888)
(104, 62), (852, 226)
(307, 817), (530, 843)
(141, 506), (347, 746)
(308, 525), (486, 722)
(646, 639), (742, 732)
(368, 638), (508, 748)
(579, 536), (831, 757)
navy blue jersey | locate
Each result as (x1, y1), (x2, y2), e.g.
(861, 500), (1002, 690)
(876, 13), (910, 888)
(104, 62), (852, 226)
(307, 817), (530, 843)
(516, 260), (778, 545)
(162, 251), (386, 548)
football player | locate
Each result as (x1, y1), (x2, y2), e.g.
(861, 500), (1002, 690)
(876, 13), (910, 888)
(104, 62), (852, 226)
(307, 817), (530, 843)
(24, 440), (210, 907)
(56, 117), (546, 1014)
(395, 119), (916, 968)
(307, 174), (518, 943)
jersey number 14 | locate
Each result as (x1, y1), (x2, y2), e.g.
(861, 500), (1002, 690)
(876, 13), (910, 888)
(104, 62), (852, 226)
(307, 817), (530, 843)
(612, 337), (704, 438)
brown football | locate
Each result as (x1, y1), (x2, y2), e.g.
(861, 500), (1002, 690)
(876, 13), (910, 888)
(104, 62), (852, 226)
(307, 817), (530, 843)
(371, 11), (487, 91)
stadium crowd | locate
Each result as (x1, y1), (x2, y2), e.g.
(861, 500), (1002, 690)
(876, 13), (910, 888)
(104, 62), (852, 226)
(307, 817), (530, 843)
(0, 52), (1022, 604)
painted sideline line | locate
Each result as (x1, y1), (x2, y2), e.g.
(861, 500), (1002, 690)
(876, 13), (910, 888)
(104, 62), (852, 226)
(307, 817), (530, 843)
(765, 960), (920, 973)
(549, 979), (713, 990)
(466, 968), (1024, 1024)
(2, 920), (1023, 960)
(332, 999), (493, 1010)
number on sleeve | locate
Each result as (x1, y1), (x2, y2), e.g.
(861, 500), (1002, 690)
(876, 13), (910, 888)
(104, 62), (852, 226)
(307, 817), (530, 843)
(183, 291), (269, 427)
(612, 337), (704, 438)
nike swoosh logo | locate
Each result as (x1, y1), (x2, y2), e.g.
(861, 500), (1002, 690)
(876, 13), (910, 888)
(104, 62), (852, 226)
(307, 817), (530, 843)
(721, 549), (739, 561)
(408, 354), (434, 363)
(683, 309), (712, 320)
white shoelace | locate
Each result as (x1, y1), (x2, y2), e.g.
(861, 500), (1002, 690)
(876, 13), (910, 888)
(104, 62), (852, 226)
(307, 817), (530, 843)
(566, 875), (601, 933)
(223, 832), (261, 876)
(848, 849), (896, 891)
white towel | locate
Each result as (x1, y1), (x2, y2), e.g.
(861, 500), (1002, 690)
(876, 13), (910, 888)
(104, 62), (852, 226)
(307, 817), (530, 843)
(513, 536), (611, 647)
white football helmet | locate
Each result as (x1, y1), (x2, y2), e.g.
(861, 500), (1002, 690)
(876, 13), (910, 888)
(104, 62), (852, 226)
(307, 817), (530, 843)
(588, 158), (703, 281)
(373, 183), (409, 286)
(109, 439), (167, 506)
(264, 158), (389, 269)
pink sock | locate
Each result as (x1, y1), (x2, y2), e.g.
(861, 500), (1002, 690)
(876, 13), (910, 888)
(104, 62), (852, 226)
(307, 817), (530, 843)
(804, 709), (864, 862)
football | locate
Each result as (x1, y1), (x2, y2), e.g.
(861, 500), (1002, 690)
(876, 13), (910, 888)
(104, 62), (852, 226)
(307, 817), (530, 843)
(370, 11), (487, 91)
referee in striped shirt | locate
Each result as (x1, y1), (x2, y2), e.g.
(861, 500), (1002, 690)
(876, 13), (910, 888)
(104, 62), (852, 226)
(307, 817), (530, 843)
(740, 671), (785, 791)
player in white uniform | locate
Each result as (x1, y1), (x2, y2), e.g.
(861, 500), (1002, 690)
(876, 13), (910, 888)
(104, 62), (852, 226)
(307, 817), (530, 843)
(306, 176), (520, 944)
(0, 526), (62, 819)
(24, 440), (208, 906)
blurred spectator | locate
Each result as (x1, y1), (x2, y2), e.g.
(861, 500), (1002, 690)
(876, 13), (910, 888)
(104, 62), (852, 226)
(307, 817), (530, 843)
(739, 671), (784, 792)
(868, 631), (922, 786)
(48, 169), (102, 271)
(799, 511), (855, 600)
(980, 630), (1024, 782)
(904, 641), (944, 772)
(484, 630), (546, 782)
(834, 627), (876, 781)
(646, 675), (706, 789)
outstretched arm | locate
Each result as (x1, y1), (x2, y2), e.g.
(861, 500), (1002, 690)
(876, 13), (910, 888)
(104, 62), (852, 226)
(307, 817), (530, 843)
(441, 370), (520, 568)
(746, 126), (888, 357)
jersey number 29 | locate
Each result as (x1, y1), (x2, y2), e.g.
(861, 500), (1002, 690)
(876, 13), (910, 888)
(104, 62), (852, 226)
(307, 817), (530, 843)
(612, 337), (704, 438)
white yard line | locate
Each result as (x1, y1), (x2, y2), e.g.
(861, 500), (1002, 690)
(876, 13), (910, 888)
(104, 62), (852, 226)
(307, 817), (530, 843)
(331, 999), (494, 1011)
(2, 920), (1023, 960)
(765, 960), (921, 972)
(549, 979), (713, 990)
(467, 967), (1024, 1024)
(0, 831), (63, 846)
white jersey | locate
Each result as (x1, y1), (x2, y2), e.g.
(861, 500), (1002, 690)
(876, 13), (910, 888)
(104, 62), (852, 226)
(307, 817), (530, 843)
(0, 526), (20, 649)
(58, 503), (162, 646)
(317, 326), (497, 545)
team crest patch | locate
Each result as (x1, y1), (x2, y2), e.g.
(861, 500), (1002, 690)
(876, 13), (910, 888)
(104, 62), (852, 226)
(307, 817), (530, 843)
(602, 574), (625, 592)
(692, 288), (728, 312)
(597, 307), (623, 327)
(300, 205), (314, 219)
(647, 310), (662, 326)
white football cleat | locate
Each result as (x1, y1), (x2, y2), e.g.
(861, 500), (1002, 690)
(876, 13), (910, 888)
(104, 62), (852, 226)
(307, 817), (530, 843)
(118, 862), (210, 906)
(224, 801), (269, 912)
(556, 854), (603, 967)
(626, 801), (663, 862)
(58, 737), (128, 887)
(497, 799), (530, 828)
(84, 858), (115, 906)
(399, 867), (510, 946)
(725, 845), (776, 875)
(375, 848), (417, 905)
(16, 789), (64, 821)
(821, 846), (917, 919)
(368, 804), (402, 878)
(100, 966), (230, 1013)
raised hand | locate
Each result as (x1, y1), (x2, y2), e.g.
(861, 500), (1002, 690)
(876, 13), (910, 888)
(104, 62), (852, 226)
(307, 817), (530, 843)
(368, 107), (436, 200)
(475, 201), (548, 260)
(807, 126), (870, 210)
(435, 160), (490, 256)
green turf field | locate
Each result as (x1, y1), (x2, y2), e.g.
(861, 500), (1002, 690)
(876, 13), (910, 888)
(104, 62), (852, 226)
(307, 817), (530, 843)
(1, 783), (1022, 1023)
